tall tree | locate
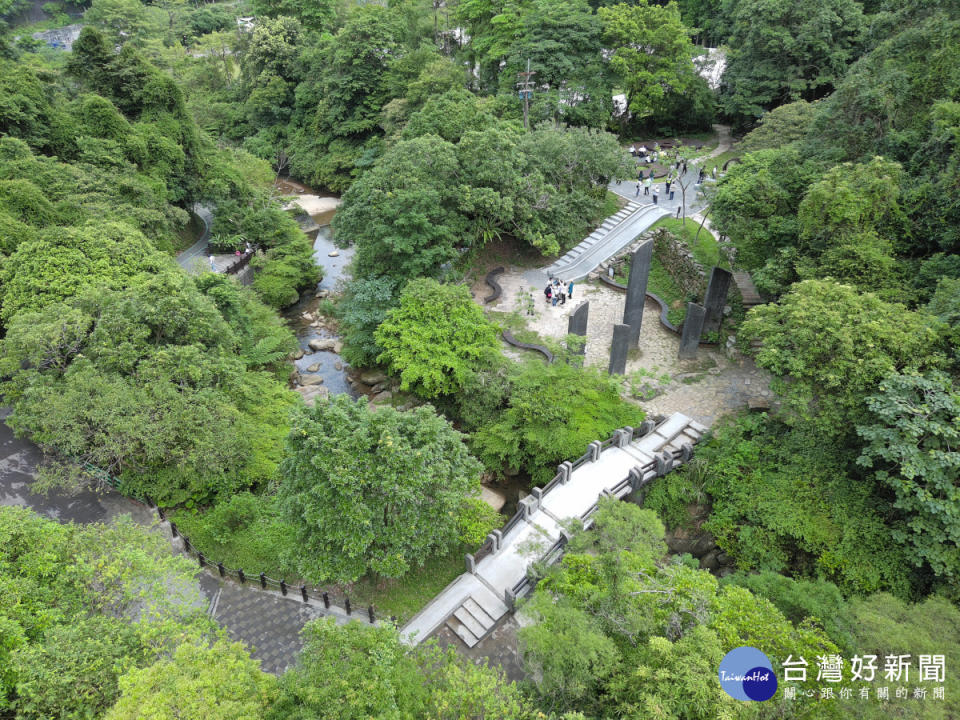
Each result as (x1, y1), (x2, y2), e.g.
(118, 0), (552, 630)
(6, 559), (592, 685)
(375, 279), (500, 399)
(857, 370), (960, 583)
(720, 0), (865, 121)
(598, 0), (699, 129)
(277, 395), (485, 582)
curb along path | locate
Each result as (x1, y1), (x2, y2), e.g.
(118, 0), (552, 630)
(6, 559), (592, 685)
(0, 416), (371, 675)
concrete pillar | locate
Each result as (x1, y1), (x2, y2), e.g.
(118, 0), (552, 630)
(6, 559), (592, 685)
(681, 442), (694, 462)
(678, 303), (706, 359)
(639, 419), (656, 436)
(656, 450), (674, 476)
(504, 588), (517, 609)
(616, 427), (633, 447)
(628, 467), (643, 491)
(465, 553), (476, 573)
(608, 323), (631, 375)
(588, 440), (602, 462)
(557, 461), (572, 484)
(623, 240), (653, 345)
(519, 495), (539, 518)
(702, 267), (733, 333)
(567, 301), (589, 355)
(532, 487), (543, 503)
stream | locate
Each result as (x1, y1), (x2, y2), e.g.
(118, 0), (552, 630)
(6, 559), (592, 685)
(276, 179), (356, 398)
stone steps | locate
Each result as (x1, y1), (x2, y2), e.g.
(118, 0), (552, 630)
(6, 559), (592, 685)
(445, 593), (503, 648)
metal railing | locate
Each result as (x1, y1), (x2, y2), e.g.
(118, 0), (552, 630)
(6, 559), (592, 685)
(82, 463), (380, 625)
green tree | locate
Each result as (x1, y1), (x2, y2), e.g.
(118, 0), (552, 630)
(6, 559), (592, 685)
(336, 278), (401, 368)
(0, 507), (215, 715)
(857, 370), (960, 582)
(721, 0), (865, 121)
(375, 279), (499, 398)
(693, 413), (914, 596)
(277, 395), (484, 582)
(598, 1), (699, 129)
(107, 640), (275, 720)
(271, 619), (533, 719)
(471, 359), (645, 484)
(520, 499), (838, 717)
(741, 280), (945, 427)
(333, 134), (464, 283)
(84, 0), (165, 46)
(0, 221), (168, 323)
(842, 593), (960, 719)
(740, 100), (818, 152)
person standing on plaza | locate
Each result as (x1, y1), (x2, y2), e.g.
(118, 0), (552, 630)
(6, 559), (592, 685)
(568, 279), (574, 299)
(652, 185), (659, 205)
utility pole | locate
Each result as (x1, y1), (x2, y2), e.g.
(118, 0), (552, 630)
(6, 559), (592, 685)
(517, 59), (535, 131)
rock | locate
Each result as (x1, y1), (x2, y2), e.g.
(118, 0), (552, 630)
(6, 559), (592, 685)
(295, 385), (329, 407)
(301, 313), (312, 322)
(748, 397), (770, 411)
(292, 349), (305, 360)
(691, 533), (717, 558)
(359, 370), (387, 385)
(308, 338), (337, 352)
(665, 528), (697, 556)
(328, 250), (339, 257)
(371, 390), (393, 403)
(334, 361), (342, 371)
(699, 549), (720, 571)
(290, 370), (301, 385)
(333, 341), (343, 354)
(300, 374), (325, 386)
(371, 382), (387, 394)
(716, 552), (730, 566)
(481, 486), (507, 513)
(306, 362), (321, 373)
(315, 289), (329, 298)
(397, 402), (413, 412)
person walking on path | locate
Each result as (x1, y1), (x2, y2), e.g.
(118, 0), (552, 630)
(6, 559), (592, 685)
(652, 185), (659, 205)
(209, 254), (216, 272)
(551, 288), (559, 307)
(665, 178), (672, 195)
(567, 280), (574, 299)
(636, 180), (642, 197)
(544, 284), (553, 304)
(644, 177), (651, 195)
(558, 281), (566, 305)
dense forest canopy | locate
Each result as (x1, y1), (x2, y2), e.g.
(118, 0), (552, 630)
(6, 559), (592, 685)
(0, 0), (957, 716)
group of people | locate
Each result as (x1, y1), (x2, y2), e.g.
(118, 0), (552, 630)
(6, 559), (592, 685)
(544, 277), (575, 306)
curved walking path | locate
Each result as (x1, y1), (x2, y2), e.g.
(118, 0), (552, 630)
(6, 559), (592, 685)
(176, 204), (213, 269)
(0, 413), (344, 675)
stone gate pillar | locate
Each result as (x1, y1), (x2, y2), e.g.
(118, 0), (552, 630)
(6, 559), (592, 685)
(622, 240), (653, 345)
(702, 267), (733, 334)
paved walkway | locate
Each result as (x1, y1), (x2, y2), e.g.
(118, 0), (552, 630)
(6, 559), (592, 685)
(0, 415), (340, 675)
(543, 202), (670, 283)
(401, 413), (705, 647)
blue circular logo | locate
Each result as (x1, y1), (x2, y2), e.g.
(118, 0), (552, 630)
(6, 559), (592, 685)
(719, 647), (778, 701)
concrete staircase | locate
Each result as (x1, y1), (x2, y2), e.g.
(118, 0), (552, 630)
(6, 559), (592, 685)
(544, 202), (670, 283)
(445, 592), (507, 647)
